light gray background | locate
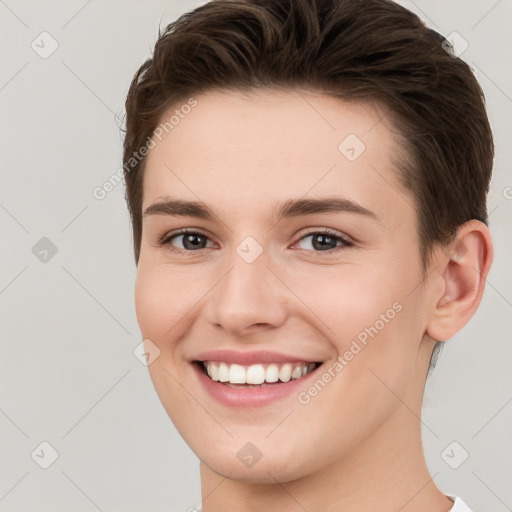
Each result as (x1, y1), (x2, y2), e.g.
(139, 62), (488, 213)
(1, 1), (511, 511)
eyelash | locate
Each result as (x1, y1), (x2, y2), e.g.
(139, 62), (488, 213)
(158, 228), (354, 256)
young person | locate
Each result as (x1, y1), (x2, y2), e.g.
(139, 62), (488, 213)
(122, 1), (494, 510)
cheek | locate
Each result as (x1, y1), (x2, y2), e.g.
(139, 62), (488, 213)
(284, 260), (421, 390)
(134, 265), (203, 437)
(134, 264), (201, 346)
(134, 267), (167, 340)
(282, 262), (405, 342)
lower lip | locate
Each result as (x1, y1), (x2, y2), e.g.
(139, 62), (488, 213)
(192, 363), (320, 408)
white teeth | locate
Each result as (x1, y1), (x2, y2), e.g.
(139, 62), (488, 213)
(218, 362), (229, 382)
(202, 361), (317, 385)
(209, 362), (219, 381)
(266, 364), (279, 383)
(246, 364), (265, 385)
(228, 364), (246, 384)
(278, 363), (292, 382)
(291, 366), (302, 379)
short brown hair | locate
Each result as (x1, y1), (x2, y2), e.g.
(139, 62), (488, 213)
(123, 0), (494, 367)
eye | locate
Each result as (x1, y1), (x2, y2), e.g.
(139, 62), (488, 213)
(293, 229), (353, 253)
(158, 228), (353, 255)
(159, 229), (215, 253)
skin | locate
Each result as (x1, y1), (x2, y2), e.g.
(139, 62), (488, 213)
(134, 89), (493, 512)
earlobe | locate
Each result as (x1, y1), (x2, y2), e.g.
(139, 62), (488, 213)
(426, 220), (494, 341)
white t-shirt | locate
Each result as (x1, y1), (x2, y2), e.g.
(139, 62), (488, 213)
(448, 496), (473, 511)
(193, 495), (473, 511)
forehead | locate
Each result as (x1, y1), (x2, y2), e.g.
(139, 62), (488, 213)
(142, 88), (411, 225)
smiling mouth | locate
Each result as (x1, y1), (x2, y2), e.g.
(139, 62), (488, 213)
(195, 361), (322, 387)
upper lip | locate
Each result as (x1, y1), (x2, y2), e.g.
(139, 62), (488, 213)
(192, 349), (321, 366)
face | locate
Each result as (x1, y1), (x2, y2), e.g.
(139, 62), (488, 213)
(135, 89), (437, 483)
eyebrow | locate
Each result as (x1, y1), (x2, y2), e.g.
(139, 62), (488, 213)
(143, 197), (378, 223)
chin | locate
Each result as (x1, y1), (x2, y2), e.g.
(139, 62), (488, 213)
(193, 436), (320, 485)
(202, 455), (308, 484)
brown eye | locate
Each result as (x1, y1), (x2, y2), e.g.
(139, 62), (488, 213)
(160, 230), (214, 252)
(295, 229), (353, 253)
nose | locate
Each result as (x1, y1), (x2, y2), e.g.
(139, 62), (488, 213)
(204, 247), (289, 337)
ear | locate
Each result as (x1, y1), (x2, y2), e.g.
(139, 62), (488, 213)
(426, 220), (494, 341)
